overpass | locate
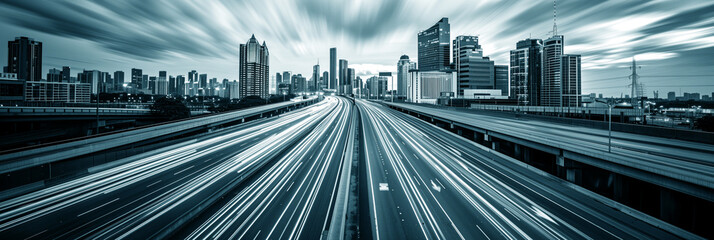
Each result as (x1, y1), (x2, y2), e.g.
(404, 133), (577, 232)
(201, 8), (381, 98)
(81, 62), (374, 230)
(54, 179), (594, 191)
(383, 101), (714, 237)
(0, 97), (320, 193)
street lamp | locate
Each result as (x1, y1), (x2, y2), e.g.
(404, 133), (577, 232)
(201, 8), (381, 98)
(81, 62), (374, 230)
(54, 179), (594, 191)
(596, 99), (613, 153)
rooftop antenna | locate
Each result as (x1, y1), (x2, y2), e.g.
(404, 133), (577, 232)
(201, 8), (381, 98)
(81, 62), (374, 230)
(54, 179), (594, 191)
(552, 0), (558, 36)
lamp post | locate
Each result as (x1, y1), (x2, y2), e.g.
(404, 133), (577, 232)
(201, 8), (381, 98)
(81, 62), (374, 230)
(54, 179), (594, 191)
(596, 99), (612, 152)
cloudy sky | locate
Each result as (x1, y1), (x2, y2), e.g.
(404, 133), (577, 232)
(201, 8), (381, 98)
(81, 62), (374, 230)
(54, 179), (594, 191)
(1, 0), (713, 97)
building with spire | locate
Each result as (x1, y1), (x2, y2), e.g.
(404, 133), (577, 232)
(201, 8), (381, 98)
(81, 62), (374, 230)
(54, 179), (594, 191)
(239, 34), (270, 99)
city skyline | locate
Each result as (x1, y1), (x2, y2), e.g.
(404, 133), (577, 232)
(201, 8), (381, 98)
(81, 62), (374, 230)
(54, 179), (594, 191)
(1, 1), (713, 97)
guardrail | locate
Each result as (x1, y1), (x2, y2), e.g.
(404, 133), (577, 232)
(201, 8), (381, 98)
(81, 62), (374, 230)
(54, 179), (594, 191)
(0, 97), (320, 175)
(470, 104), (645, 117)
(0, 106), (151, 115)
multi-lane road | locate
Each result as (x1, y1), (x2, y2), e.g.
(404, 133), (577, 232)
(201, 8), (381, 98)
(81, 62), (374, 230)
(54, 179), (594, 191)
(357, 99), (681, 239)
(0, 97), (698, 239)
(0, 97), (351, 239)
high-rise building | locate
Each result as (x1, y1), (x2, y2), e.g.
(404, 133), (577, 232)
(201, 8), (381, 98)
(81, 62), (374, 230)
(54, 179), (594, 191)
(61, 66), (71, 82)
(148, 76), (157, 93)
(348, 68), (355, 95)
(6, 37), (42, 81)
(176, 75), (186, 96)
(494, 65), (509, 97)
(239, 34), (270, 99)
(210, 77), (218, 96)
(169, 75), (176, 95)
(339, 59), (348, 94)
(226, 80), (240, 99)
(188, 70), (198, 96)
(312, 63), (320, 92)
(330, 47), (337, 90)
(114, 71), (124, 92)
(158, 71), (167, 94)
(322, 71), (329, 89)
(541, 35), (564, 107)
(131, 68), (142, 89)
(418, 18), (450, 71)
(452, 35), (494, 96)
(79, 70), (102, 94)
(276, 72), (282, 85)
(560, 54), (581, 107)
(282, 71), (291, 85)
(199, 74), (208, 96)
(510, 38), (543, 106)
(397, 55), (414, 98)
(47, 68), (61, 82)
(142, 75), (148, 91)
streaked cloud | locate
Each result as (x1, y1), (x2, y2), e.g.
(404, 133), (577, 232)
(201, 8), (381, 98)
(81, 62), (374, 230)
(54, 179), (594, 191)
(0, 0), (712, 96)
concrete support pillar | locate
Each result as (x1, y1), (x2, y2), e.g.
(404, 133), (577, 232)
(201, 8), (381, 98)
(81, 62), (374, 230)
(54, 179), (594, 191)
(457, 129), (463, 136)
(514, 144), (522, 160)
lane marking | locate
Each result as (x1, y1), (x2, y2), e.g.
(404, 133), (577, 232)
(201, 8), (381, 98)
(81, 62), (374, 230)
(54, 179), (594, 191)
(174, 165), (195, 175)
(77, 198), (120, 217)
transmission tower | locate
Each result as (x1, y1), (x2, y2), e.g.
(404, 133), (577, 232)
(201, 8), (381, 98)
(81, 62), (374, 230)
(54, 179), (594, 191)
(628, 57), (642, 105)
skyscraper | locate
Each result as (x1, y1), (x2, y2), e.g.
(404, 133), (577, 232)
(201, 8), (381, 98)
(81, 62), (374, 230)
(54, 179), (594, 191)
(397, 55), (414, 98)
(348, 68), (355, 95)
(239, 34), (270, 99)
(330, 47), (337, 90)
(312, 62), (320, 92)
(418, 18), (450, 71)
(339, 59), (348, 94)
(188, 70), (198, 96)
(114, 71), (124, 92)
(276, 72), (282, 85)
(199, 74), (207, 96)
(47, 68), (61, 82)
(158, 71), (167, 94)
(282, 71), (291, 85)
(510, 38), (543, 106)
(61, 66), (71, 82)
(541, 35), (564, 107)
(176, 75), (186, 96)
(452, 35), (494, 96)
(6, 37), (42, 81)
(169, 75), (176, 95)
(131, 68), (142, 89)
(80, 70), (101, 94)
(322, 71), (329, 89)
(560, 54), (581, 107)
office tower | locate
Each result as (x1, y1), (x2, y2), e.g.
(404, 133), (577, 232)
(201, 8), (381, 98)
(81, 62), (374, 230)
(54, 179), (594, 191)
(452, 35), (494, 96)
(81, 70), (101, 94)
(6, 37), (42, 81)
(226, 80), (240, 99)
(418, 18), (450, 71)
(188, 70), (198, 96)
(560, 54), (581, 107)
(494, 65), (509, 97)
(114, 71), (124, 92)
(131, 68), (142, 89)
(282, 71), (291, 85)
(156, 76), (168, 95)
(168, 75), (176, 95)
(176, 75), (186, 96)
(397, 55), (414, 98)
(510, 38), (543, 105)
(61, 66), (71, 82)
(102, 72), (112, 93)
(322, 71), (329, 89)
(541, 35), (564, 107)
(47, 68), (61, 82)
(199, 74), (207, 96)
(239, 34), (270, 99)
(330, 47), (337, 89)
(356, 76), (363, 97)
(348, 68), (355, 95)
(312, 63), (320, 92)
(142, 75), (148, 90)
(148, 76), (157, 94)
(210, 77), (218, 96)
(276, 72), (282, 85)
(292, 74), (306, 93)
(339, 59), (348, 94)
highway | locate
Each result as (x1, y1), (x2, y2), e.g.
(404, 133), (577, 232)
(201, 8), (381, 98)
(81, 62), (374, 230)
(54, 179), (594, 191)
(383, 102), (714, 191)
(0, 97), (346, 239)
(357, 99), (681, 239)
(176, 96), (354, 239)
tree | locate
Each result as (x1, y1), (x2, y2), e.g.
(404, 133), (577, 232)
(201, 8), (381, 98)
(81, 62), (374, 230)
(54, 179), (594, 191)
(150, 97), (190, 120)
